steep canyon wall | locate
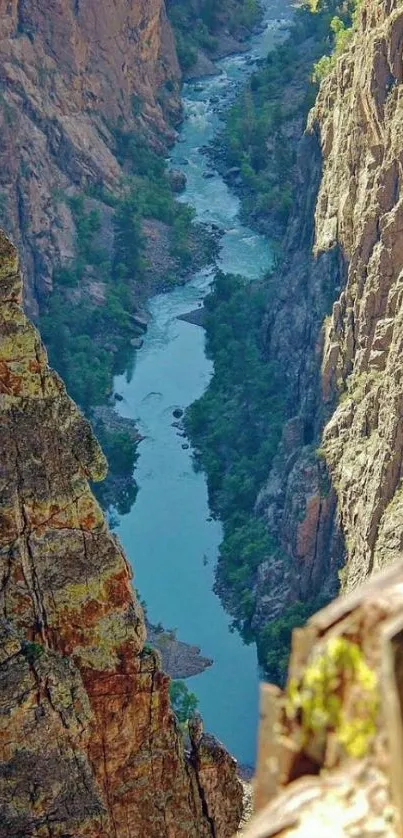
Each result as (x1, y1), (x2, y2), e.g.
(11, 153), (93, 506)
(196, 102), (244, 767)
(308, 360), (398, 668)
(255, 0), (403, 637)
(0, 0), (181, 313)
(0, 231), (242, 837)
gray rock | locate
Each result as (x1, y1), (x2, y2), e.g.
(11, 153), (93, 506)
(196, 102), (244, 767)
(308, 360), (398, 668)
(168, 169), (187, 193)
(130, 337), (144, 349)
(225, 166), (241, 179)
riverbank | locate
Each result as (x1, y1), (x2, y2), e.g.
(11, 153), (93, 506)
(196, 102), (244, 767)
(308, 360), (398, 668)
(169, 0), (263, 80)
(183, 0), (354, 685)
(40, 177), (221, 518)
(64, 3), (292, 521)
(147, 622), (213, 679)
(204, 2), (340, 241)
(113, 1), (293, 766)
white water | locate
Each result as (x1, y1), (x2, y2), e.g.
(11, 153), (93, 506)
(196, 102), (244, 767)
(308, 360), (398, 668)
(115, 0), (293, 766)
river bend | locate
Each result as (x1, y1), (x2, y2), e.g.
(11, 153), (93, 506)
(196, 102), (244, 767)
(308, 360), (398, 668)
(115, 0), (291, 766)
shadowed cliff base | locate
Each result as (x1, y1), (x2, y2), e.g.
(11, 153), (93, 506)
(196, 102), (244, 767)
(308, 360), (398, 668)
(0, 230), (242, 837)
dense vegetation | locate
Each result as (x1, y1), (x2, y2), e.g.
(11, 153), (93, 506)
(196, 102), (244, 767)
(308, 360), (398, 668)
(40, 196), (131, 411)
(311, 0), (361, 80)
(260, 598), (326, 684)
(185, 274), (329, 682)
(168, 0), (261, 71)
(40, 133), (198, 515)
(41, 138), (195, 411)
(185, 272), (289, 670)
(94, 422), (140, 515)
(211, 0), (359, 232)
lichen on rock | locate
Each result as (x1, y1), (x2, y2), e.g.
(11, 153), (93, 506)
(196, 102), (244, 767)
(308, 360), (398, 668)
(0, 229), (243, 836)
(244, 562), (403, 838)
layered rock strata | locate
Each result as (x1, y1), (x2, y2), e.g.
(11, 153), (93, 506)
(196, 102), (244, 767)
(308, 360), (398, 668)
(0, 230), (242, 837)
(0, 0), (181, 312)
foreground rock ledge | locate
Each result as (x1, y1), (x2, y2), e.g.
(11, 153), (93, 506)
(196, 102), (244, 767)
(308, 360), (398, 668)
(0, 230), (243, 837)
(243, 562), (403, 838)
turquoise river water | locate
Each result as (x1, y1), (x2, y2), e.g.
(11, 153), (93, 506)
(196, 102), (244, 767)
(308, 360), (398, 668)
(115, 0), (292, 766)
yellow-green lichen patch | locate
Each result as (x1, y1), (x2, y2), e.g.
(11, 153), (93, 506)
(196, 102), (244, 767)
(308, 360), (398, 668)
(0, 231), (19, 285)
(73, 608), (144, 670)
(50, 568), (121, 614)
(286, 637), (379, 759)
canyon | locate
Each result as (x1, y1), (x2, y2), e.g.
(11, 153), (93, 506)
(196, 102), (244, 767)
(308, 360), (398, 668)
(184, 0), (403, 693)
(113, 2), (289, 768)
(0, 1), (257, 835)
(3, 0), (403, 832)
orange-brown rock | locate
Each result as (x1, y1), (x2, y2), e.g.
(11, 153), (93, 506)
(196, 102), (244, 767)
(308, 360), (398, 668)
(0, 229), (243, 836)
(0, 0), (181, 312)
(242, 562), (403, 838)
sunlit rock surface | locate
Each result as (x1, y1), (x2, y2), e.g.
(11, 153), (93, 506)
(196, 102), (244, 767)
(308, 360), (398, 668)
(0, 0), (182, 311)
(0, 230), (243, 837)
(252, 0), (403, 633)
(243, 562), (403, 838)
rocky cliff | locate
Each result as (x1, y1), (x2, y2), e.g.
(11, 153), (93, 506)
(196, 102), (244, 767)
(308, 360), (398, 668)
(242, 562), (403, 837)
(315, 0), (403, 590)
(251, 0), (403, 642)
(0, 230), (243, 837)
(0, 0), (181, 313)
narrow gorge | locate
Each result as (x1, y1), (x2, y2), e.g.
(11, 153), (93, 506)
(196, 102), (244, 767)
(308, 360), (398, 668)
(3, 0), (403, 834)
(114, 0), (291, 768)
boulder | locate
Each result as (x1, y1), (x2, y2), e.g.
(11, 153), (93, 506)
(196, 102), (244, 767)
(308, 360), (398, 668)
(168, 169), (187, 193)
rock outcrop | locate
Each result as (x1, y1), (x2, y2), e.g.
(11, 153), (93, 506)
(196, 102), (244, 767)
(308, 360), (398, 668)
(251, 0), (403, 638)
(0, 229), (243, 836)
(0, 0), (181, 312)
(314, 0), (403, 592)
(242, 561), (403, 837)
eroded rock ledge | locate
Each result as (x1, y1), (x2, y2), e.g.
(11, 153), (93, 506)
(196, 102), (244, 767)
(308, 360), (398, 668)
(0, 231), (242, 837)
(244, 562), (403, 837)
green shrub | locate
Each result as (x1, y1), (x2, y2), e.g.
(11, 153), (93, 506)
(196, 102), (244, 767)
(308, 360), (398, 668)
(95, 424), (139, 478)
(169, 680), (199, 723)
(168, 0), (262, 71)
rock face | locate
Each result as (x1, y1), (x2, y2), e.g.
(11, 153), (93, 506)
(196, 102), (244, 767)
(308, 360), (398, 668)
(314, 0), (403, 593)
(0, 230), (243, 836)
(0, 0), (181, 313)
(252, 0), (403, 635)
(242, 562), (403, 837)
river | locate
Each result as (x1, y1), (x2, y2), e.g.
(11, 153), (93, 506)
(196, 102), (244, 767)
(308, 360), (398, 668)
(115, 0), (292, 767)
